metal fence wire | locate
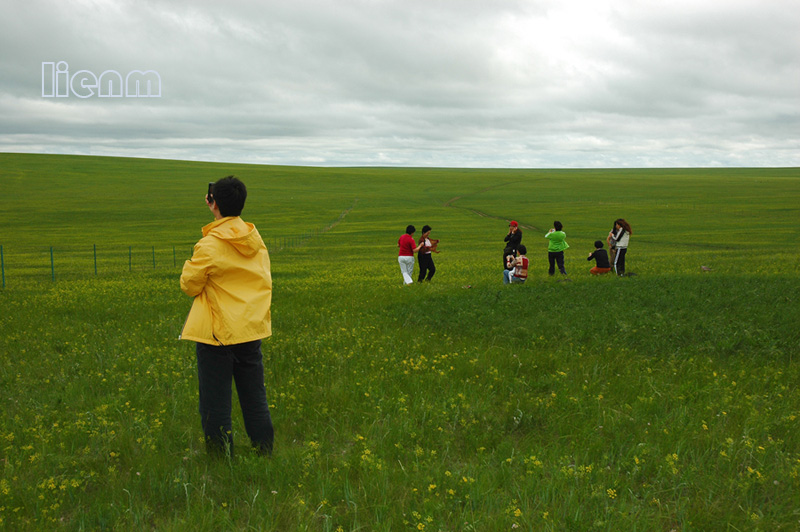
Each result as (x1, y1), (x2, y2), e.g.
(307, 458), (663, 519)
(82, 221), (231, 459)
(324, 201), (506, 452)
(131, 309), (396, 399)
(0, 237), (308, 286)
(1, 201), (357, 288)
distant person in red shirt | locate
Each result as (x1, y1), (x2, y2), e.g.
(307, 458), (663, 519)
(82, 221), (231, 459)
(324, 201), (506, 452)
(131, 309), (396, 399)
(503, 245), (529, 284)
(398, 225), (423, 285)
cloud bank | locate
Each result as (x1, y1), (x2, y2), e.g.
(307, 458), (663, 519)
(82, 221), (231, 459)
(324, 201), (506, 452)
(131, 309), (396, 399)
(1, 0), (798, 167)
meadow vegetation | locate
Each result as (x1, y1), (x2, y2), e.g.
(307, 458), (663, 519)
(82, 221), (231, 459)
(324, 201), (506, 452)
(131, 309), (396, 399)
(1, 154), (799, 530)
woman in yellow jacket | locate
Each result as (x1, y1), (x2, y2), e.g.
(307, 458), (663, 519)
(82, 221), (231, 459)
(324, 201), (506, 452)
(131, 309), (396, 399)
(180, 176), (273, 457)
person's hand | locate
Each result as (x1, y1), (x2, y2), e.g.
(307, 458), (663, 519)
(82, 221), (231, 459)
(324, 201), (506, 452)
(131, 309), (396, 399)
(548, 228), (554, 233)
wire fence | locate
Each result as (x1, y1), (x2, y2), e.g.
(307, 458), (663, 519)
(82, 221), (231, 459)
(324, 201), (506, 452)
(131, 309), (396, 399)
(0, 237), (302, 287)
(1, 200), (358, 288)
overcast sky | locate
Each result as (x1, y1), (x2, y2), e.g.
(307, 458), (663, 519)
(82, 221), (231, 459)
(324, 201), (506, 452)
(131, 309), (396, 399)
(1, 0), (798, 167)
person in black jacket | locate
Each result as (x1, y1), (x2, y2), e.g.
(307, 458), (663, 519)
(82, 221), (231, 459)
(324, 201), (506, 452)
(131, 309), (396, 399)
(587, 240), (612, 275)
(503, 221), (522, 270)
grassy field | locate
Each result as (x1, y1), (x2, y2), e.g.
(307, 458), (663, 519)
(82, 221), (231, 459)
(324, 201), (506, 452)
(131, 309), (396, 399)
(1, 153), (799, 531)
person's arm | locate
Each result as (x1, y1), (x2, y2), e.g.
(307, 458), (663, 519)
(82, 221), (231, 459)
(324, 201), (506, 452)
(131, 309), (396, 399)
(587, 251), (595, 261)
(180, 240), (214, 297)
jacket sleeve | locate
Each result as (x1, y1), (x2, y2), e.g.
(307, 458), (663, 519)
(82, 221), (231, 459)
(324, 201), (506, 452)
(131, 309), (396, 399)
(180, 239), (214, 297)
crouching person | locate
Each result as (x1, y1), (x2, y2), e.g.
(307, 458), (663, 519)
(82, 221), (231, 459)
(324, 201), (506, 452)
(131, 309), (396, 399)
(180, 176), (274, 458)
(587, 240), (612, 275)
(503, 245), (529, 284)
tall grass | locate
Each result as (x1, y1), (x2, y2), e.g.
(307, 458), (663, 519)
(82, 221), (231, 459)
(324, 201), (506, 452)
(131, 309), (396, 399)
(1, 154), (799, 530)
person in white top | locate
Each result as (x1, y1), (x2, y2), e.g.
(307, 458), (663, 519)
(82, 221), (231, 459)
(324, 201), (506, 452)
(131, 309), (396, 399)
(608, 218), (632, 276)
(417, 225), (439, 282)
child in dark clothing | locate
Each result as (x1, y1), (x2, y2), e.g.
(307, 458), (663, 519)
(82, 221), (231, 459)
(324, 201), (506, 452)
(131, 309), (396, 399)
(587, 240), (612, 275)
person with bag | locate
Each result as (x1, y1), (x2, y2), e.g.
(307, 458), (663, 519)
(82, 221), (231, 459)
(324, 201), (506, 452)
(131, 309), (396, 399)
(417, 224), (439, 282)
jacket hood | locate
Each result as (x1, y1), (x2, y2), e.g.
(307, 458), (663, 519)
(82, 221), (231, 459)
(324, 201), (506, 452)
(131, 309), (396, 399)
(202, 216), (262, 258)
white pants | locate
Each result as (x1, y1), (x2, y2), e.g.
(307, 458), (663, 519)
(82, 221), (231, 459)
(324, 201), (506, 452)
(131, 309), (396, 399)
(398, 256), (415, 284)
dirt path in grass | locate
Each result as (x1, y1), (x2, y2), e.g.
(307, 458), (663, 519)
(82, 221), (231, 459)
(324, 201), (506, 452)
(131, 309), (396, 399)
(324, 198), (358, 232)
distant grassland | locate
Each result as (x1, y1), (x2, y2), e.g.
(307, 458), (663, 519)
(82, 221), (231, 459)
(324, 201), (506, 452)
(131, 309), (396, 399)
(2, 154), (798, 276)
(1, 153), (799, 531)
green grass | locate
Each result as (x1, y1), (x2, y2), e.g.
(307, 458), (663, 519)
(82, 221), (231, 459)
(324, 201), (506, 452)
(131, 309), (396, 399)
(1, 153), (799, 530)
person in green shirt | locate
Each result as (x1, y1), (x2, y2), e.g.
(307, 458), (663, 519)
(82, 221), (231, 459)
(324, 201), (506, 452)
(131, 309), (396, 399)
(545, 220), (569, 277)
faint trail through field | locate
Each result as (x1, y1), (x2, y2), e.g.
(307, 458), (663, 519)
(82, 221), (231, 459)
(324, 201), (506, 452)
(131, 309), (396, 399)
(324, 198), (358, 232)
(273, 198), (358, 252)
(443, 183), (539, 231)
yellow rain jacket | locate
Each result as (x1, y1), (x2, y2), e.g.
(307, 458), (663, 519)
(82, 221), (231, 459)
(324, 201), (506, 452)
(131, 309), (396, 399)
(180, 216), (272, 345)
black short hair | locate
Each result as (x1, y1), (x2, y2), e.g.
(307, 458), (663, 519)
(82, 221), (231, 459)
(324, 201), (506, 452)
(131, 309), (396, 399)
(594, 240), (604, 248)
(554, 221), (563, 231)
(211, 176), (247, 217)
(517, 244), (527, 255)
(406, 225), (416, 235)
(422, 225), (432, 233)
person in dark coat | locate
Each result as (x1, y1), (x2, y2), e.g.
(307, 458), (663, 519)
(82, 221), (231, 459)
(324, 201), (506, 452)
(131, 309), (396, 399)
(503, 221), (522, 270)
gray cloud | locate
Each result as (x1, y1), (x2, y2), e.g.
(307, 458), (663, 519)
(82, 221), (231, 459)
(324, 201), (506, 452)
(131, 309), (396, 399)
(1, 0), (798, 167)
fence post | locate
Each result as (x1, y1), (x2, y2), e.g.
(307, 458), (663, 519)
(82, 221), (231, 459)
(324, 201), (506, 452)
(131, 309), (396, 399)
(50, 246), (55, 281)
(93, 244), (98, 276)
(1, 245), (5, 289)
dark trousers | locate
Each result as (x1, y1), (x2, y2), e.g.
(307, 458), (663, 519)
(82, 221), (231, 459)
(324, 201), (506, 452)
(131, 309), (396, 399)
(614, 247), (627, 275)
(548, 251), (567, 275)
(196, 340), (274, 457)
(418, 253), (436, 282)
